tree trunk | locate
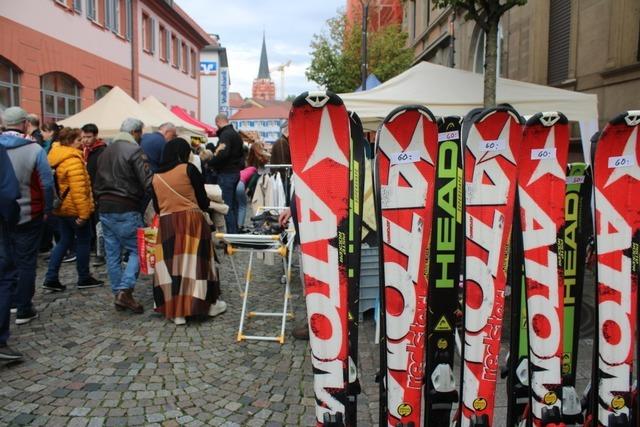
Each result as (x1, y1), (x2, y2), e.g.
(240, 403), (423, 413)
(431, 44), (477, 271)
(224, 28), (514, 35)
(483, 21), (498, 107)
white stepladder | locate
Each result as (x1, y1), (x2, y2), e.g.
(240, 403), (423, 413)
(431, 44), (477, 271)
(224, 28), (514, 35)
(215, 213), (295, 344)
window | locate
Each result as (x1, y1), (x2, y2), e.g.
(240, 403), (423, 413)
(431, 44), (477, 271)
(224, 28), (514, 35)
(0, 59), (21, 112)
(41, 72), (81, 122)
(190, 49), (196, 77)
(171, 34), (179, 68)
(87, 0), (96, 20)
(73, 0), (81, 12)
(181, 42), (188, 73)
(160, 25), (169, 61)
(94, 85), (112, 101)
(473, 25), (503, 77)
(547, 0), (571, 84)
(105, 0), (130, 39)
(142, 13), (155, 53)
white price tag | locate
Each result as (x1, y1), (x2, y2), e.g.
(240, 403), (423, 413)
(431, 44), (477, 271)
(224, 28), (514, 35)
(479, 139), (506, 152)
(390, 151), (420, 165)
(608, 155), (635, 169)
(531, 148), (557, 160)
(438, 130), (459, 142)
(566, 176), (585, 184)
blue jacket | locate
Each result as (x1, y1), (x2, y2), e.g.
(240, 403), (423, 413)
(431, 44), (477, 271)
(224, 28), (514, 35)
(0, 144), (20, 224)
(140, 132), (166, 173)
(0, 131), (54, 224)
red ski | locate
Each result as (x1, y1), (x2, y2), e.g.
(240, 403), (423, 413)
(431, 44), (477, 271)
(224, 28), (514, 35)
(375, 105), (438, 426)
(517, 112), (570, 426)
(289, 91), (351, 426)
(459, 106), (523, 427)
(588, 111), (640, 427)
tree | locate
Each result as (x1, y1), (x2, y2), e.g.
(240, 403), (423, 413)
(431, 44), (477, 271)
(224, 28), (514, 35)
(306, 10), (413, 93)
(432, 0), (527, 107)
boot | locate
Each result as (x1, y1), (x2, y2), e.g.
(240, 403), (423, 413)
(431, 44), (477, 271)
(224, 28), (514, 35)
(114, 289), (144, 314)
(292, 324), (309, 340)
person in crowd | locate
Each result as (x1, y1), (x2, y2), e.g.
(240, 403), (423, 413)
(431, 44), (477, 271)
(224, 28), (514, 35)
(270, 123), (292, 204)
(210, 114), (244, 234)
(81, 123), (107, 266)
(26, 114), (44, 146)
(236, 142), (270, 231)
(0, 107), (54, 328)
(140, 122), (177, 172)
(151, 138), (226, 325)
(94, 118), (152, 314)
(40, 121), (61, 154)
(43, 128), (103, 291)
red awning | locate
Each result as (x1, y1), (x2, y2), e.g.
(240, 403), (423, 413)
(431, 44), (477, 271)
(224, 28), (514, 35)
(171, 106), (217, 137)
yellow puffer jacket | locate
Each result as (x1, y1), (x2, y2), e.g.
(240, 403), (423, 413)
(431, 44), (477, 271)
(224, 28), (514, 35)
(48, 142), (94, 220)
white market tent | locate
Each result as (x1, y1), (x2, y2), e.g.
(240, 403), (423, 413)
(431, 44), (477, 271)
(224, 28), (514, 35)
(139, 96), (205, 137)
(59, 86), (165, 138)
(340, 61), (599, 161)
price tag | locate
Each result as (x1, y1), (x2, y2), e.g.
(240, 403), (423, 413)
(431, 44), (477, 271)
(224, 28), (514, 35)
(478, 139), (506, 152)
(438, 130), (459, 142)
(608, 155), (635, 168)
(390, 151), (420, 165)
(531, 148), (557, 160)
(566, 176), (585, 184)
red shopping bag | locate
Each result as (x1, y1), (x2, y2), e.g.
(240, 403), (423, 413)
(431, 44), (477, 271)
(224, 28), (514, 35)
(137, 216), (159, 275)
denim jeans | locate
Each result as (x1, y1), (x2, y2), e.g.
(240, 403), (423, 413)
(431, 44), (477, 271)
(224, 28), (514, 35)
(99, 212), (143, 294)
(235, 180), (247, 229)
(217, 172), (240, 234)
(45, 216), (91, 283)
(0, 218), (43, 344)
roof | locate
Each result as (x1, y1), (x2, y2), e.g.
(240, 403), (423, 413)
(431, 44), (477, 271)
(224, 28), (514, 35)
(229, 92), (245, 108)
(258, 33), (271, 79)
(151, 1), (213, 47)
(230, 104), (290, 121)
(170, 106), (217, 136)
(139, 96), (205, 136)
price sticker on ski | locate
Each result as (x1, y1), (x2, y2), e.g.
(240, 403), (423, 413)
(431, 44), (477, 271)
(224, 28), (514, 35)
(438, 130), (459, 142)
(390, 151), (420, 165)
(478, 139), (506, 152)
(531, 147), (556, 160)
(608, 155), (635, 168)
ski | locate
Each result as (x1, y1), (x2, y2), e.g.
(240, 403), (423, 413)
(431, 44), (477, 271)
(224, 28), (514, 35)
(374, 105), (438, 426)
(345, 111), (366, 426)
(518, 112), (570, 426)
(424, 116), (463, 427)
(458, 106), (523, 427)
(562, 162), (592, 425)
(289, 91), (352, 426)
(587, 111), (640, 427)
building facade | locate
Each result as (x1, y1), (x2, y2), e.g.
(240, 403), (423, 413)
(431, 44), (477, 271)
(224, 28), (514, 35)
(230, 103), (290, 144)
(402, 0), (640, 128)
(199, 34), (229, 127)
(0, 0), (211, 122)
(347, 0), (403, 32)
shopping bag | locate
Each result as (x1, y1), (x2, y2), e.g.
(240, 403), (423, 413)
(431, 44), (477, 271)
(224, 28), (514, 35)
(137, 216), (159, 275)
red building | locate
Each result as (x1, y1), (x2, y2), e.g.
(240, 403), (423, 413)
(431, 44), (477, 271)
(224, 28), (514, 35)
(251, 33), (276, 101)
(346, 0), (403, 32)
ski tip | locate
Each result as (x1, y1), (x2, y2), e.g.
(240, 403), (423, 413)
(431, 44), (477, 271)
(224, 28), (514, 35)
(527, 111), (568, 127)
(382, 104), (436, 125)
(292, 91), (343, 108)
(475, 105), (524, 124)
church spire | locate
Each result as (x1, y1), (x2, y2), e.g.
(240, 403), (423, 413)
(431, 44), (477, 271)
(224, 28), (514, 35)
(257, 31), (271, 79)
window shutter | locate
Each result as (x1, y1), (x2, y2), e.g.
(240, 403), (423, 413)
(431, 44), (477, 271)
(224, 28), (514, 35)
(87, 0), (95, 19)
(177, 40), (182, 68)
(125, 0), (132, 40)
(547, 0), (571, 85)
(105, 0), (111, 29)
(165, 30), (171, 61)
(113, 0), (120, 33)
(150, 17), (156, 53)
(73, 0), (81, 12)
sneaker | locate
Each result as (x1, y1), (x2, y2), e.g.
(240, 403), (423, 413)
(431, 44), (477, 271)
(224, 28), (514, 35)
(62, 253), (77, 263)
(43, 280), (66, 292)
(15, 308), (38, 325)
(0, 344), (23, 361)
(92, 256), (106, 267)
(208, 300), (227, 317)
(77, 277), (104, 289)
(173, 317), (186, 325)
(292, 324), (309, 340)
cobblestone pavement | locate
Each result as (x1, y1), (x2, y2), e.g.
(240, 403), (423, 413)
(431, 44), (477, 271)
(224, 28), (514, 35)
(0, 249), (597, 426)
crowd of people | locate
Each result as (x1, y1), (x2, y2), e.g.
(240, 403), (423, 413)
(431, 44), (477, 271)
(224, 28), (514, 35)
(0, 106), (274, 362)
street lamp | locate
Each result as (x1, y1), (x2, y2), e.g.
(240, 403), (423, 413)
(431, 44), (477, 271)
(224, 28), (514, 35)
(359, 0), (371, 91)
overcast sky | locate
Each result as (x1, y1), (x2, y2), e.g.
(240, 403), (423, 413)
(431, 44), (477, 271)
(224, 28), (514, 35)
(175, 0), (345, 99)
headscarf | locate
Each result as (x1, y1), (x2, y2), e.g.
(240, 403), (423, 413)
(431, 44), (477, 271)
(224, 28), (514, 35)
(159, 137), (192, 171)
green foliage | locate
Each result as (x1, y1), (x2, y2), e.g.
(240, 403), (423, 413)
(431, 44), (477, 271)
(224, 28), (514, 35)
(306, 11), (413, 93)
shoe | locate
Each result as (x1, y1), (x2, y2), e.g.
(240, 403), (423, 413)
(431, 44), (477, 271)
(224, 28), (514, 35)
(292, 324), (309, 340)
(114, 290), (144, 314)
(77, 277), (104, 289)
(15, 308), (38, 325)
(173, 317), (186, 325)
(208, 300), (227, 317)
(43, 280), (66, 292)
(62, 253), (77, 263)
(0, 344), (23, 361)
(92, 256), (106, 267)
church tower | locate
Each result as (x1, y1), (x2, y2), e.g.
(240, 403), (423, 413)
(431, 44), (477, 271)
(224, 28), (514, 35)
(252, 33), (276, 101)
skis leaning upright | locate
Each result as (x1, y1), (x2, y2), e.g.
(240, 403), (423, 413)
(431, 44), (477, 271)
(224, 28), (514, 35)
(458, 106), (523, 427)
(375, 105), (438, 426)
(424, 116), (463, 427)
(289, 91), (352, 426)
(587, 111), (640, 427)
(517, 112), (570, 425)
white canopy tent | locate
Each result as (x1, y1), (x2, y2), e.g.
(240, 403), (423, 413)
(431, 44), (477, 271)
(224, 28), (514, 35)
(340, 61), (599, 162)
(59, 86), (165, 138)
(139, 96), (205, 137)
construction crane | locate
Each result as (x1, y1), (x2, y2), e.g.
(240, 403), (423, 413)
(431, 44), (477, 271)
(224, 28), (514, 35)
(270, 60), (292, 100)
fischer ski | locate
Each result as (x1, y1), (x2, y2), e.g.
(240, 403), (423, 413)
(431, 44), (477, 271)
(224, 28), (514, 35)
(375, 105), (438, 426)
(458, 106), (523, 427)
(424, 116), (463, 427)
(587, 111), (640, 427)
(518, 112), (570, 426)
(289, 91), (352, 426)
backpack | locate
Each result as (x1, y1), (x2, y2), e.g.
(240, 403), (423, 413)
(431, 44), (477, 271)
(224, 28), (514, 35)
(51, 166), (70, 210)
(0, 145), (21, 225)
